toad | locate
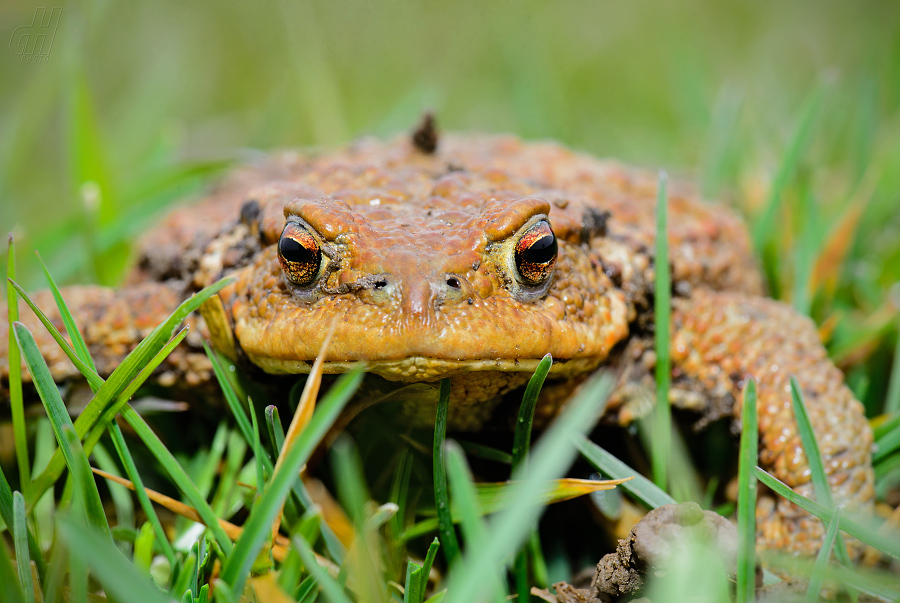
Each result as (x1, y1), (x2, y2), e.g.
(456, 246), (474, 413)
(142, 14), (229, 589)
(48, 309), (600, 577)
(0, 120), (874, 557)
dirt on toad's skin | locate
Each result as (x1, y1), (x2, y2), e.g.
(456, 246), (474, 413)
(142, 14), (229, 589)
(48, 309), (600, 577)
(0, 127), (875, 556)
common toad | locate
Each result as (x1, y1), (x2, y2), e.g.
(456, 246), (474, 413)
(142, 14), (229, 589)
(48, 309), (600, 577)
(0, 125), (874, 557)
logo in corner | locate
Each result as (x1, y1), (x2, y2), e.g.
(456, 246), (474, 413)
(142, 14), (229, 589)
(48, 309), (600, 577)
(10, 7), (62, 64)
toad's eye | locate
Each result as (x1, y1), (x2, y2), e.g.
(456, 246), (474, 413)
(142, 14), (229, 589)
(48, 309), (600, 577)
(514, 220), (557, 286)
(278, 223), (322, 286)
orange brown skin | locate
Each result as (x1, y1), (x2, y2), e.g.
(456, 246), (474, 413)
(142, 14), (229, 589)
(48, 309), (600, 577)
(0, 133), (874, 555)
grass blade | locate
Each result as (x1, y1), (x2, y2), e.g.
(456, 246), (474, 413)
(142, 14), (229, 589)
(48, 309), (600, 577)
(249, 398), (267, 498)
(120, 404), (233, 554)
(476, 477), (628, 511)
(57, 516), (171, 603)
(874, 422), (900, 463)
(0, 464), (46, 580)
(12, 492), (35, 603)
(290, 534), (354, 603)
(652, 171), (671, 490)
(443, 373), (613, 603)
(14, 321), (110, 539)
(755, 467), (900, 558)
(789, 378), (831, 506)
(405, 561), (423, 603)
(789, 377), (852, 567)
(0, 537), (26, 603)
(511, 353), (552, 473)
(873, 412), (900, 441)
(219, 368), (363, 594)
(433, 378), (461, 567)
(418, 538), (440, 599)
(204, 342), (254, 449)
(510, 354), (551, 603)
(108, 421), (176, 567)
(7, 237), (29, 485)
(35, 251), (96, 372)
(41, 541), (67, 603)
(332, 438), (368, 528)
(886, 320), (900, 414)
(266, 405), (286, 456)
(445, 443), (489, 548)
(751, 81), (827, 252)
(8, 279), (104, 391)
(133, 521), (155, 575)
(401, 475), (626, 543)
(736, 379), (758, 603)
(63, 426), (111, 539)
(575, 437), (676, 508)
(445, 441), (504, 602)
(91, 442), (134, 537)
(265, 401), (347, 564)
(30, 419), (56, 548)
(332, 437), (388, 603)
(806, 506), (840, 602)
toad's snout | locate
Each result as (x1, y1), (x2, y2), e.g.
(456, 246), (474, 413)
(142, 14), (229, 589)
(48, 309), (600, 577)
(360, 271), (475, 320)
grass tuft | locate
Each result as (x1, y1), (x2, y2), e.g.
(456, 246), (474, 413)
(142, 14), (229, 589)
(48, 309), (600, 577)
(442, 373), (613, 603)
(219, 368), (362, 593)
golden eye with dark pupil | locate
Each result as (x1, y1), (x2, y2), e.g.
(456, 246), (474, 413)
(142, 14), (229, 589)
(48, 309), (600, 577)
(514, 220), (558, 285)
(278, 223), (321, 286)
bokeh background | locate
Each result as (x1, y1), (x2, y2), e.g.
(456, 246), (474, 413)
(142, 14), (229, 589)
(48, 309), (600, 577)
(1, 0), (899, 410)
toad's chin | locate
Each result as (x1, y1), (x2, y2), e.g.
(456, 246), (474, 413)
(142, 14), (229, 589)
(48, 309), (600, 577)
(246, 354), (604, 382)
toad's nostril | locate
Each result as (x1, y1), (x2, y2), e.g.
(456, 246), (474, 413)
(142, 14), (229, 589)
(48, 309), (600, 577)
(374, 279), (388, 290)
(446, 277), (461, 289)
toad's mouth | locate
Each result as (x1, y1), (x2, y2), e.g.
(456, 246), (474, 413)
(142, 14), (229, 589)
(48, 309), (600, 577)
(246, 354), (604, 382)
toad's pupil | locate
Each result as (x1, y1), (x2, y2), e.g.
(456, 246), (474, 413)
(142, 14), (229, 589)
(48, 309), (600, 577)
(279, 235), (312, 264)
(278, 224), (321, 285)
(521, 234), (557, 264)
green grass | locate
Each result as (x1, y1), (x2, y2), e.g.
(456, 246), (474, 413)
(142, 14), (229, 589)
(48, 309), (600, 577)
(735, 379), (758, 603)
(2, 1), (900, 601)
(652, 172), (671, 491)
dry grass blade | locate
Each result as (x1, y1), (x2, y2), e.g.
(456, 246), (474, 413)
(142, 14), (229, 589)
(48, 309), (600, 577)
(475, 477), (631, 509)
(90, 468), (339, 572)
(810, 169), (876, 295)
(269, 317), (339, 544)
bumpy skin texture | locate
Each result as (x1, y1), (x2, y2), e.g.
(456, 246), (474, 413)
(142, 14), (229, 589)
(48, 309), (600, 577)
(0, 132), (874, 555)
(670, 291), (874, 555)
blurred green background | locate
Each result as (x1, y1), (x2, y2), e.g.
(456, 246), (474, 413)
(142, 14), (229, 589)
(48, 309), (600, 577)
(1, 0), (899, 406)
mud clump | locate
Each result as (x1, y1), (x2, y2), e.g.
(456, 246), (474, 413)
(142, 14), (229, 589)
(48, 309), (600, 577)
(553, 502), (741, 602)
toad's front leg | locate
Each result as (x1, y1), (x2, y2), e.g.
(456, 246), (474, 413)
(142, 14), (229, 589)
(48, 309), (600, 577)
(0, 282), (212, 394)
(669, 289), (874, 556)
